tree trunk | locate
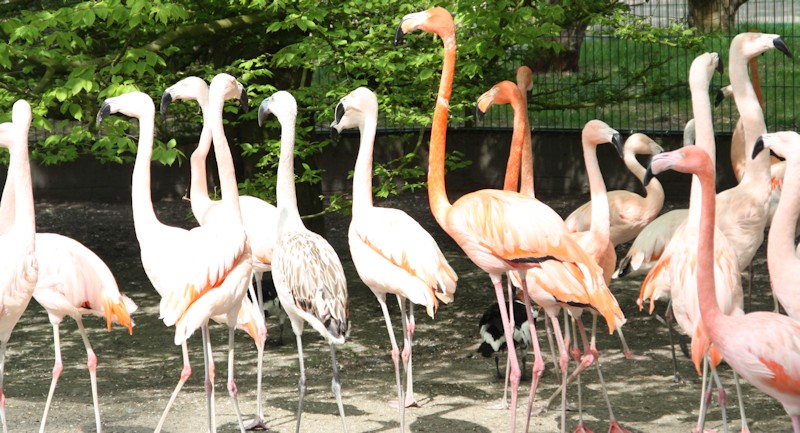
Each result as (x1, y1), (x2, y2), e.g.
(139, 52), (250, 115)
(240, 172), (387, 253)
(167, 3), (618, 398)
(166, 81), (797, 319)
(688, 0), (748, 32)
(527, 24), (587, 74)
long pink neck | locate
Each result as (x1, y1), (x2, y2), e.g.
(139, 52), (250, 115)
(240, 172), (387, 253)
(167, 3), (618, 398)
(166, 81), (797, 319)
(502, 89), (525, 193)
(189, 90), (213, 222)
(517, 82), (534, 197)
(582, 137), (610, 246)
(696, 160), (725, 338)
(131, 113), (160, 234)
(428, 32), (456, 228)
(352, 108), (378, 213)
(731, 43), (770, 185)
(208, 85), (243, 222)
(767, 157), (800, 310)
(10, 120), (35, 244)
(624, 149), (663, 214)
(688, 63), (715, 223)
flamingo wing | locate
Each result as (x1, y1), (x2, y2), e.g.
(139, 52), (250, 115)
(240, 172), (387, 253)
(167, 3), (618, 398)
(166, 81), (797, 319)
(350, 206), (457, 316)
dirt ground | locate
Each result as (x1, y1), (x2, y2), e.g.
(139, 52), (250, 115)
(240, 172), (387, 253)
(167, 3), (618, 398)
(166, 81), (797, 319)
(3, 194), (792, 433)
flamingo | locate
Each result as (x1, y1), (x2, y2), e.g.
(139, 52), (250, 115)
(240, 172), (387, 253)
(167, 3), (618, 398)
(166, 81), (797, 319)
(96, 91), (253, 433)
(257, 90), (350, 433)
(639, 52), (747, 433)
(161, 74), (274, 430)
(330, 86), (457, 430)
(614, 120), (694, 279)
(396, 8), (621, 432)
(565, 133), (665, 246)
(649, 142), (800, 433)
(0, 100), (38, 432)
(761, 131), (800, 319)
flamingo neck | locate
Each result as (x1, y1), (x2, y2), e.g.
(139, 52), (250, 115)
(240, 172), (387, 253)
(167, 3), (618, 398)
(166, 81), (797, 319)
(696, 163), (725, 337)
(688, 65), (715, 216)
(581, 140), (610, 244)
(352, 113), (378, 213)
(131, 115), (159, 234)
(189, 92), (213, 222)
(0, 156), (16, 232)
(767, 158), (800, 295)
(427, 32), (456, 228)
(625, 150), (663, 215)
(208, 87), (244, 221)
(517, 84), (534, 197)
(730, 46), (770, 181)
(275, 114), (304, 234)
(9, 126), (35, 241)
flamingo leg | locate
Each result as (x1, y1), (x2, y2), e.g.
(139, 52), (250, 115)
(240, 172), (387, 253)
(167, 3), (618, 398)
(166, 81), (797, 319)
(518, 272), (545, 433)
(500, 276), (515, 409)
(245, 275), (268, 431)
(75, 317), (103, 433)
(0, 340), (8, 433)
(201, 325), (217, 433)
(490, 273), (520, 432)
(791, 415), (800, 433)
(377, 295), (405, 430)
(329, 342), (348, 433)
(694, 355), (714, 433)
(226, 319), (247, 433)
(663, 301), (684, 383)
(154, 342), (192, 433)
(547, 312), (569, 433)
(732, 371), (749, 433)
(711, 367), (729, 433)
(397, 297), (419, 408)
(293, 332), (307, 433)
(39, 324), (64, 433)
(544, 310), (562, 382)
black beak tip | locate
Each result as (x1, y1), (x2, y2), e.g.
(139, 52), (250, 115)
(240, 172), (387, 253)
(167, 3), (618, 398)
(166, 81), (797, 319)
(643, 166), (654, 186)
(394, 25), (406, 46)
(612, 133), (624, 158)
(240, 91), (250, 114)
(96, 102), (111, 124)
(331, 127), (339, 145)
(715, 89), (725, 107)
(752, 136), (765, 159)
(257, 101), (270, 128)
(716, 57), (724, 75)
(159, 92), (172, 116)
(334, 102), (345, 125)
(775, 37), (793, 59)
(476, 108), (485, 122)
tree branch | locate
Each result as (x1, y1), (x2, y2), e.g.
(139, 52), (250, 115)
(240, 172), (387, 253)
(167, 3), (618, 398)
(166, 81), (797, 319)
(141, 13), (267, 52)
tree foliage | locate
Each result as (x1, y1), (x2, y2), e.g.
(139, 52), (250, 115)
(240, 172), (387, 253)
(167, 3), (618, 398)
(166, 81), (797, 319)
(0, 0), (711, 207)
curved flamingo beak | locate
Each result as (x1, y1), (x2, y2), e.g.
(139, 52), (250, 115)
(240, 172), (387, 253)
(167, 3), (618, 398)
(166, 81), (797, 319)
(774, 37), (793, 58)
(257, 98), (272, 127)
(611, 133), (623, 158)
(160, 92), (173, 116)
(330, 102), (345, 145)
(96, 103), (112, 124)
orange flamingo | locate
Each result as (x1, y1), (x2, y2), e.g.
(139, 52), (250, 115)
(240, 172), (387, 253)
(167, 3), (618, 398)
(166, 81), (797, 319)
(396, 8), (620, 432)
(761, 131), (800, 320)
(258, 90), (350, 433)
(639, 52), (747, 433)
(161, 74), (272, 430)
(565, 133), (665, 246)
(97, 91), (253, 433)
(331, 86), (457, 429)
(0, 100), (38, 432)
(650, 142), (800, 433)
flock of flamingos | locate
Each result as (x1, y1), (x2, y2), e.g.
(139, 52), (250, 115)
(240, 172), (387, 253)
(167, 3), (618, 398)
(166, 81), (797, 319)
(1, 5), (800, 433)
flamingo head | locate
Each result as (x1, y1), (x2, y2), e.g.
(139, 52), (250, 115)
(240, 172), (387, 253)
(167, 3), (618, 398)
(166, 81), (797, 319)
(476, 81), (520, 122)
(625, 133), (663, 157)
(732, 32), (793, 60)
(753, 131), (799, 162)
(210, 73), (249, 113)
(395, 7), (454, 45)
(582, 119), (622, 156)
(257, 90), (297, 128)
(97, 91), (155, 124)
(516, 66), (533, 93)
(330, 87), (378, 145)
(644, 146), (712, 186)
(160, 76), (208, 115)
(714, 84), (733, 108)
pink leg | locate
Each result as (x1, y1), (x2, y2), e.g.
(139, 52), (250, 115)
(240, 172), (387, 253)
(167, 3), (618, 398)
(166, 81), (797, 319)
(490, 274), (520, 433)
(40, 324), (64, 433)
(201, 325), (217, 433)
(76, 317), (104, 433)
(518, 272), (545, 433)
(377, 295), (405, 431)
(245, 277), (268, 431)
(155, 342), (192, 433)
(397, 297), (419, 408)
(0, 340), (6, 433)
(791, 415), (800, 433)
(225, 320), (246, 433)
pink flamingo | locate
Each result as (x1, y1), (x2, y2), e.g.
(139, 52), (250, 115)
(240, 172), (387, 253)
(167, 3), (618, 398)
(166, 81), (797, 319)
(331, 86), (457, 430)
(397, 8), (620, 432)
(161, 74), (273, 430)
(639, 52), (747, 433)
(258, 90), (350, 433)
(761, 131), (800, 319)
(97, 91), (253, 433)
(0, 100), (38, 432)
(565, 133), (665, 246)
(650, 141), (800, 433)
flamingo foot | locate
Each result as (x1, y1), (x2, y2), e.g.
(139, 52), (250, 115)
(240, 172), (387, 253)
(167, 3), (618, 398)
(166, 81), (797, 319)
(389, 395), (420, 409)
(691, 427), (718, 433)
(622, 351), (649, 361)
(243, 416), (270, 431)
(487, 399), (510, 410)
(608, 420), (632, 433)
(573, 421), (596, 433)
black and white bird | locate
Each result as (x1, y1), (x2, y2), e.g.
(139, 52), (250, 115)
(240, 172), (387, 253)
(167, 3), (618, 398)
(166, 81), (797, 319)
(478, 299), (536, 379)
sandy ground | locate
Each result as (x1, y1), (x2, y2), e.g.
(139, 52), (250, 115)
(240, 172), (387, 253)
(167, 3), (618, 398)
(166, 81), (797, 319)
(1, 196), (793, 433)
